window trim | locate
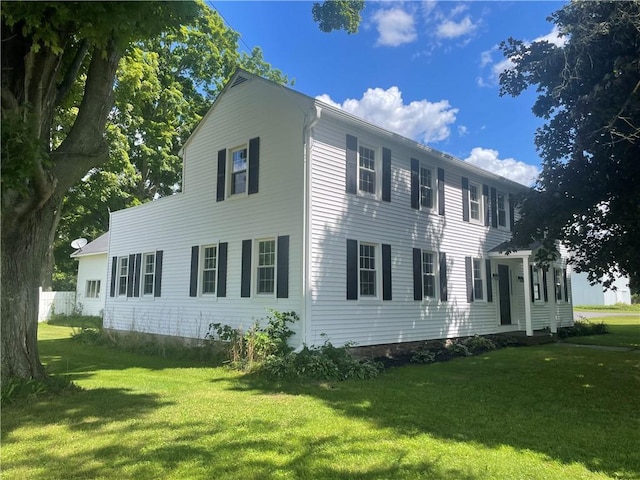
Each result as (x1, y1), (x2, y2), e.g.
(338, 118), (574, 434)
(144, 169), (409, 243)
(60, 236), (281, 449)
(256, 238), (277, 296)
(497, 191), (509, 230)
(468, 182), (483, 225)
(531, 266), (543, 302)
(142, 252), (156, 296)
(229, 144), (248, 196)
(85, 280), (101, 299)
(554, 267), (564, 301)
(421, 249), (438, 300)
(357, 143), (379, 198)
(472, 257), (485, 302)
(419, 163), (436, 212)
(117, 256), (128, 297)
(358, 242), (379, 299)
(201, 244), (218, 295)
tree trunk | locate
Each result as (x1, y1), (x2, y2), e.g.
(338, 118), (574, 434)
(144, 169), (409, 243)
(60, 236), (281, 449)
(1, 195), (62, 379)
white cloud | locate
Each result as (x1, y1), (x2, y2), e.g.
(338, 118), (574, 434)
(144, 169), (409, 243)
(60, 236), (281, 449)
(464, 147), (540, 186)
(436, 16), (477, 39)
(372, 8), (417, 47)
(534, 25), (567, 47)
(317, 87), (458, 144)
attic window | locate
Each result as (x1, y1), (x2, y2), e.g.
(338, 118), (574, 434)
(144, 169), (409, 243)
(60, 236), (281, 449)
(231, 75), (248, 88)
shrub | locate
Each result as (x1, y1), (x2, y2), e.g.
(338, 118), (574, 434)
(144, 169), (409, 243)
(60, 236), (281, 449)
(462, 335), (497, 354)
(1, 375), (80, 406)
(410, 348), (436, 364)
(557, 320), (609, 339)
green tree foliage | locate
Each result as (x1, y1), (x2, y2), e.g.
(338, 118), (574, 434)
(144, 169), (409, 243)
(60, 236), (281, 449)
(312, 0), (365, 33)
(53, 8), (290, 290)
(499, 0), (640, 289)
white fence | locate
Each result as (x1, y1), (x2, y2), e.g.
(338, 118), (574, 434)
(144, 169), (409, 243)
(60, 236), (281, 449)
(38, 288), (76, 322)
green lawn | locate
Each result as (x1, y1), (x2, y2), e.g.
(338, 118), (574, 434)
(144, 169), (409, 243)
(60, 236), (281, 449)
(566, 316), (640, 350)
(2, 323), (639, 480)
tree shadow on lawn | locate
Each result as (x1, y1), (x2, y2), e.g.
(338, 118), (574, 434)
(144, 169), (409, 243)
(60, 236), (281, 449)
(233, 346), (640, 479)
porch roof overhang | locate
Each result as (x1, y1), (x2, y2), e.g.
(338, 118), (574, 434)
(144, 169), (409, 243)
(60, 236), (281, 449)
(487, 240), (542, 258)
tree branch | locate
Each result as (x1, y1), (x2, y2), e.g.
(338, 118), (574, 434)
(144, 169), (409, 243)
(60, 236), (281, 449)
(55, 39), (89, 106)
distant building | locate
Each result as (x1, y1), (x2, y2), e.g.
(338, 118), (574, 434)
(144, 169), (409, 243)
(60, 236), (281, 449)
(571, 271), (631, 306)
(71, 232), (109, 316)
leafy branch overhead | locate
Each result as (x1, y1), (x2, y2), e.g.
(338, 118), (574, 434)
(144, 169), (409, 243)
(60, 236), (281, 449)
(498, 0), (640, 289)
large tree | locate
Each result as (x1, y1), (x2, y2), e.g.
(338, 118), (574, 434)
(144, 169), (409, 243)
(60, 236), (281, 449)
(1, 0), (364, 380)
(1, 1), (201, 379)
(499, 0), (640, 289)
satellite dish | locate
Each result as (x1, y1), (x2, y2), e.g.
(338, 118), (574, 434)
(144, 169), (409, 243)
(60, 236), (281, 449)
(71, 238), (88, 250)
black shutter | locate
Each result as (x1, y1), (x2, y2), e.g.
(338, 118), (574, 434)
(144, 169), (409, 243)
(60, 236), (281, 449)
(529, 265), (535, 302)
(382, 244), (392, 300)
(490, 187), (498, 228)
(133, 253), (141, 297)
(154, 250), (163, 297)
(217, 242), (227, 297)
(462, 177), (470, 222)
(437, 168), (445, 216)
(127, 254), (135, 297)
(439, 252), (448, 302)
(485, 259), (492, 302)
(346, 239), (358, 300)
(110, 257), (117, 297)
(217, 149), (226, 202)
(410, 158), (420, 210)
(382, 147), (391, 202)
(509, 194), (515, 231)
(465, 256), (473, 302)
(241, 239), (252, 297)
(543, 268), (549, 302)
(277, 235), (289, 298)
(413, 248), (423, 301)
(483, 184), (490, 226)
(563, 268), (569, 302)
(248, 137), (260, 195)
(189, 246), (199, 297)
(346, 134), (358, 194)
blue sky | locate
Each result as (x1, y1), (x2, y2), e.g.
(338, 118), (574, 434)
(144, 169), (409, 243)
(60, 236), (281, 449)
(210, 1), (566, 185)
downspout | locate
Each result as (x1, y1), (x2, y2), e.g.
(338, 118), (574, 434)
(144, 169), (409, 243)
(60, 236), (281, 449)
(522, 256), (533, 336)
(302, 104), (322, 347)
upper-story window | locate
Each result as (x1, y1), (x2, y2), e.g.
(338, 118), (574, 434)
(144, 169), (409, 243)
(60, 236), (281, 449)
(231, 146), (248, 195)
(469, 183), (482, 223)
(420, 166), (434, 210)
(118, 257), (128, 296)
(358, 145), (376, 195)
(497, 192), (508, 228)
(142, 253), (156, 296)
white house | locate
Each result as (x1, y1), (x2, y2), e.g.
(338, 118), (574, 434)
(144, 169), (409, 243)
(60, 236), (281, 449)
(571, 271), (631, 306)
(104, 69), (573, 349)
(71, 232), (109, 316)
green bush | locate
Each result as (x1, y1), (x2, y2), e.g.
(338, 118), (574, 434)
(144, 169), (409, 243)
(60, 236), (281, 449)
(1, 375), (79, 406)
(462, 335), (497, 354)
(557, 320), (609, 339)
(410, 348), (436, 364)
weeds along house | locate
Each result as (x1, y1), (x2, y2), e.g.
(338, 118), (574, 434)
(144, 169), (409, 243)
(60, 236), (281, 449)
(104, 69), (574, 349)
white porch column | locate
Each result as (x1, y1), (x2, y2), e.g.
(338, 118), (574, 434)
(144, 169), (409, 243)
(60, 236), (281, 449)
(549, 267), (557, 333)
(522, 257), (533, 336)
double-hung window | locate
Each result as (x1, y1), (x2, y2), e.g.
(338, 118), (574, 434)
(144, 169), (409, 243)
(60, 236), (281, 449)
(554, 268), (563, 301)
(358, 145), (376, 195)
(359, 243), (377, 297)
(422, 251), (437, 299)
(142, 253), (156, 296)
(420, 166), (434, 209)
(469, 183), (481, 223)
(473, 258), (484, 300)
(86, 280), (101, 298)
(257, 239), (276, 294)
(202, 245), (217, 294)
(118, 257), (128, 296)
(231, 146), (248, 195)
(532, 267), (542, 301)
(497, 192), (507, 228)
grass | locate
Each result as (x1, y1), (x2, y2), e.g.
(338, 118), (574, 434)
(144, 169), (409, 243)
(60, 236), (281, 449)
(574, 304), (640, 312)
(565, 317), (640, 350)
(2, 322), (639, 480)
